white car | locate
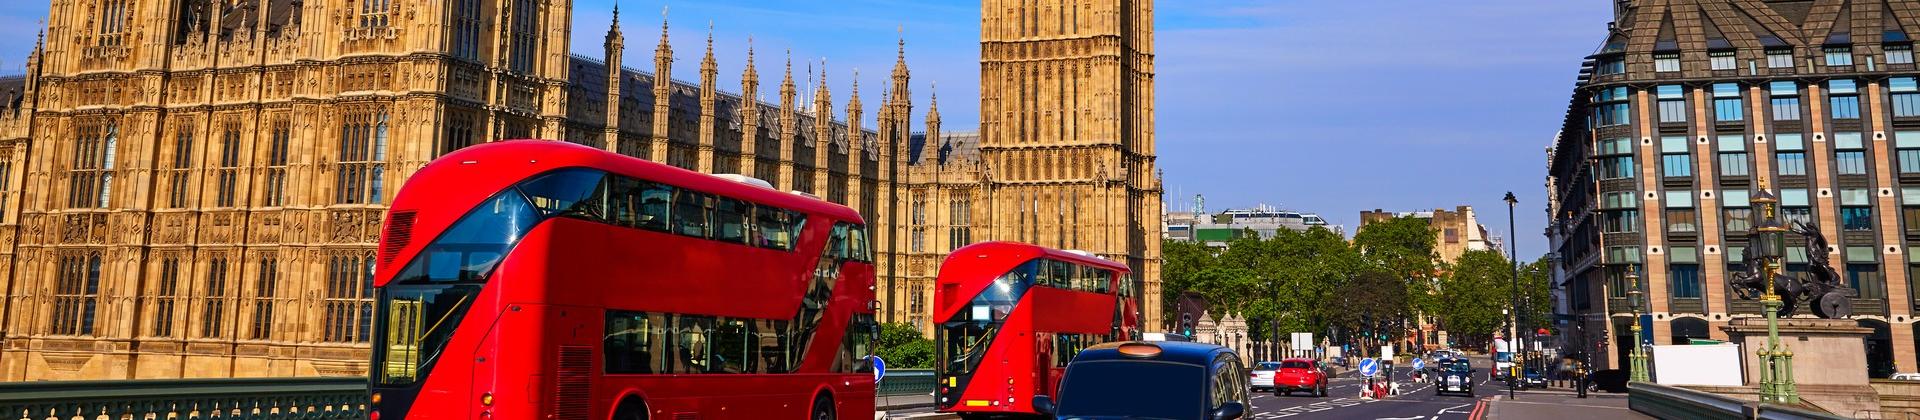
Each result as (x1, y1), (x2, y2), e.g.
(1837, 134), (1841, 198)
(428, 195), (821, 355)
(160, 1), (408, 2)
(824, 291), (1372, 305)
(1250, 361), (1282, 391)
(1892, 372), (1920, 381)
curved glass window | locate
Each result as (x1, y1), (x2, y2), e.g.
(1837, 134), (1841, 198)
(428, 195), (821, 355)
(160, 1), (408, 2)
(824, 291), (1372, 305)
(395, 190), (539, 284)
(520, 168), (606, 218)
(939, 260), (1037, 375)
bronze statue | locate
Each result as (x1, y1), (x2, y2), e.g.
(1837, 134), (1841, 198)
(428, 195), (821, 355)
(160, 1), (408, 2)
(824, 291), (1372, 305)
(1729, 221), (1854, 318)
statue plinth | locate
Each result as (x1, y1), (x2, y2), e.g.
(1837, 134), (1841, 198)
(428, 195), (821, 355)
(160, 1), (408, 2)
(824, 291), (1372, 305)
(1719, 318), (1879, 415)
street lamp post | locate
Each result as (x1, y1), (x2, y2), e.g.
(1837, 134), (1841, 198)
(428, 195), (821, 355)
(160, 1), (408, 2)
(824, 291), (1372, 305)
(1504, 192), (1520, 399)
(1626, 265), (1649, 383)
(1749, 182), (1800, 404)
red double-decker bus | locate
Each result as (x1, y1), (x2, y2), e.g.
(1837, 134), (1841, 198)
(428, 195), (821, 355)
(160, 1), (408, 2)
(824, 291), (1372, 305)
(368, 140), (877, 420)
(932, 242), (1138, 417)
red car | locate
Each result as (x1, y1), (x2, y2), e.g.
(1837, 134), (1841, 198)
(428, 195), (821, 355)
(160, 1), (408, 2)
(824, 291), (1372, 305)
(1271, 358), (1328, 397)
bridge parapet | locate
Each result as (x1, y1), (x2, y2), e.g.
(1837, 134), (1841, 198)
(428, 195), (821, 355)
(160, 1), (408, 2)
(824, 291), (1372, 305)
(0, 377), (368, 419)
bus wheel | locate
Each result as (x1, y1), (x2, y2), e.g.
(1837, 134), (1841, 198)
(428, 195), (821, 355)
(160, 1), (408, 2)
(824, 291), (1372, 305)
(613, 397), (648, 420)
(810, 394), (835, 420)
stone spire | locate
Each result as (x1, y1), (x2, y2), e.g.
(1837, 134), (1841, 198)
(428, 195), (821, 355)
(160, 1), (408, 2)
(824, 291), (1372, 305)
(741, 36), (759, 100)
(738, 36), (761, 175)
(847, 68), (863, 132)
(921, 81), (942, 163)
(778, 48), (798, 191)
(889, 29), (911, 166)
(696, 21), (718, 172)
(814, 58), (831, 120)
(780, 49), (796, 114)
(603, 6), (626, 152)
(650, 7), (673, 164)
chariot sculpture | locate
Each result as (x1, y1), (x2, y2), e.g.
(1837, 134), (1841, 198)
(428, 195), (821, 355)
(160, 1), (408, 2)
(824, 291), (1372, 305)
(1728, 219), (1855, 319)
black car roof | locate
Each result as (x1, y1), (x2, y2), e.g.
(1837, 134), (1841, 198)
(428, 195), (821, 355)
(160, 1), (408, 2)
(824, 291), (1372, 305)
(1076, 341), (1234, 366)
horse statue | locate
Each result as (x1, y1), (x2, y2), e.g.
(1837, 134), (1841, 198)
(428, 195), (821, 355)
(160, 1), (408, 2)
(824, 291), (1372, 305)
(1727, 220), (1855, 318)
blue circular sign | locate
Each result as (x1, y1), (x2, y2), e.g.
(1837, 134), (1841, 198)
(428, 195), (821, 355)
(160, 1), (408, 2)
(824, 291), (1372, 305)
(1358, 358), (1379, 377)
(1412, 357), (1425, 370)
(871, 355), (887, 385)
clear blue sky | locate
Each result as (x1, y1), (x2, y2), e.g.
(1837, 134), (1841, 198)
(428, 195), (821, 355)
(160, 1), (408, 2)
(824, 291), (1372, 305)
(0, 1), (1613, 259)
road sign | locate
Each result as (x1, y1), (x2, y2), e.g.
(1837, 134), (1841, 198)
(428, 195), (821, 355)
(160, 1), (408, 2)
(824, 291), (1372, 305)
(871, 355), (886, 385)
(1411, 357), (1425, 370)
(1381, 345), (1394, 362)
(1358, 358), (1379, 377)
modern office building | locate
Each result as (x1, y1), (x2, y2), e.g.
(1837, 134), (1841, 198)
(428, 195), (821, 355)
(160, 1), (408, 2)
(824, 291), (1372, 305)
(1547, 0), (1917, 377)
(1165, 204), (1337, 247)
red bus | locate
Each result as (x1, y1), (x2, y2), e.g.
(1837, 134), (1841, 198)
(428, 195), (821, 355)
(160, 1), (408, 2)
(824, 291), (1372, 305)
(368, 140), (878, 420)
(932, 242), (1138, 417)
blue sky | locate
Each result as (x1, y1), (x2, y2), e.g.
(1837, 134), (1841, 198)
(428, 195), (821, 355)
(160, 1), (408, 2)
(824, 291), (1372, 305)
(0, 1), (1613, 258)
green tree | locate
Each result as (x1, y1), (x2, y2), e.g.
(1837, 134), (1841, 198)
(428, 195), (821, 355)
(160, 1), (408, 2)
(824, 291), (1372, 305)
(1160, 239), (1218, 325)
(1434, 250), (1514, 347)
(875, 323), (935, 368)
(1517, 255), (1554, 337)
(1352, 216), (1439, 281)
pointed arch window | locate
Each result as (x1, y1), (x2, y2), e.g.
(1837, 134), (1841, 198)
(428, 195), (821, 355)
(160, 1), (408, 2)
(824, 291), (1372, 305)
(508, 0), (540, 73)
(356, 0), (393, 29)
(324, 253), (376, 343)
(201, 257), (232, 339)
(50, 254), (103, 336)
(96, 0), (130, 47)
(263, 119), (291, 207)
(152, 256), (182, 337)
(68, 120), (116, 209)
(166, 125), (194, 208)
(215, 121), (244, 208)
(336, 106), (389, 205)
(450, 0), (484, 61)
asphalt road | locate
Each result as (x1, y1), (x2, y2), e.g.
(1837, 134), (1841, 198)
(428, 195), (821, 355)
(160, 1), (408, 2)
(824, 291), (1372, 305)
(885, 356), (1525, 420)
(1248, 362), (1499, 420)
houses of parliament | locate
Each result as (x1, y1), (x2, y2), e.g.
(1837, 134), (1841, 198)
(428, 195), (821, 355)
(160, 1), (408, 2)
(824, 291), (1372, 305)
(0, 0), (1162, 380)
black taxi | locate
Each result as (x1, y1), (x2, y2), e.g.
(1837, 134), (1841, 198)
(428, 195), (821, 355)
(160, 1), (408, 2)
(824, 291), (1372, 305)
(1434, 357), (1477, 396)
(1033, 341), (1251, 420)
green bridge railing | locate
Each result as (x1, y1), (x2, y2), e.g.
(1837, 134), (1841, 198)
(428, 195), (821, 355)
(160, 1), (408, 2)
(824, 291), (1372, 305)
(0, 377), (368, 420)
(878, 369), (935, 396)
(0, 370), (939, 418)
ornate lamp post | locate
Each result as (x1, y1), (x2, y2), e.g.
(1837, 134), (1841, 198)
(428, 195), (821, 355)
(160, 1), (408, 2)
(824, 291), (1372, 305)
(1749, 183), (1799, 404)
(1626, 264), (1649, 382)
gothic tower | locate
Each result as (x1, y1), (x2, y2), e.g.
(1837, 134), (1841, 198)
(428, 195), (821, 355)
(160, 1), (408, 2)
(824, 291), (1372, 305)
(978, 0), (1163, 327)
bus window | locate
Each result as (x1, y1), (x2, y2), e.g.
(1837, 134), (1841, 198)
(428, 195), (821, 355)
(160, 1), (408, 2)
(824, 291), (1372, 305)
(752, 319), (792, 373)
(636, 181), (673, 232)
(829, 223), (851, 260)
(604, 311), (668, 374)
(848, 224), (872, 262)
(518, 168), (605, 217)
(673, 190), (713, 238)
(714, 198), (751, 244)
(607, 176), (642, 228)
(674, 315), (715, 374)
(397, 191), (539, 283)
(755, 209), (799, 251)
(711, 319), (750, 373)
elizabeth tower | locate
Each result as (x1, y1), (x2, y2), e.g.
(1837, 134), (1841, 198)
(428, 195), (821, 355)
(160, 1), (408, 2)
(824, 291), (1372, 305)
(979, 0), (1163, 325)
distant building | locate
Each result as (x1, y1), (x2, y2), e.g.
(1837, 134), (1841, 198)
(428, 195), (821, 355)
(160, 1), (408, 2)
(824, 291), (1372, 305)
(1165, 204), (1339, 247)
(1361, 206), (1497, 264)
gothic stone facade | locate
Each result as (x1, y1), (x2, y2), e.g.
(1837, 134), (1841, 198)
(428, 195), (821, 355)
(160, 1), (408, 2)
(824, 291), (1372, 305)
(1549, 0), (1920, 377)
(0, 0), (1162, 380)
